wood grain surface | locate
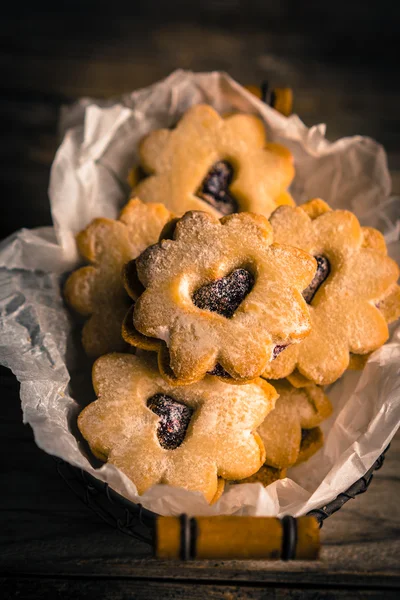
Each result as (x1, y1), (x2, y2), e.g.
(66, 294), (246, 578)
(1, 4), (400, 598)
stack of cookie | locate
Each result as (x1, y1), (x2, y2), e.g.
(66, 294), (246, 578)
(65, 105), (400, 504)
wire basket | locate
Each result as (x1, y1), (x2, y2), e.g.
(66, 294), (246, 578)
(53, 82), (390, 556)
(55, 444), (389, 549)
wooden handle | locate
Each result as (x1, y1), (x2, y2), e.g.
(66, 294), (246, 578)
(155, 515), (320, 561)
(245, 83), (293, 117)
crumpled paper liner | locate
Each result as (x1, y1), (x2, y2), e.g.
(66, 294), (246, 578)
(0, 70), (399, 517)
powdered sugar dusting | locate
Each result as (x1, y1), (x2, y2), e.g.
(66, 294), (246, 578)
(132, 211), (315, 381)
(264, 202), (400, 384)
(79, 353), (278, 501)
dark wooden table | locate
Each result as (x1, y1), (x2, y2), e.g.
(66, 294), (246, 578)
(1, 5), (400, 598)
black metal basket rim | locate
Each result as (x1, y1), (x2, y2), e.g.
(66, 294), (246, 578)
(55, 444), (390, 544)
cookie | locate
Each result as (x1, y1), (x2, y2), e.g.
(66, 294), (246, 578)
(132, 104), (294, 218)
(64, 198), (172, 357)
(257, 379), (332, 469)
(240, 424), (324, 487)
(296, 427), (324, 465)
(78, 353), (278, 503)
(122, 210), (317, 385)
(263, 199), (400, 386)
(235, 465), (287, 486)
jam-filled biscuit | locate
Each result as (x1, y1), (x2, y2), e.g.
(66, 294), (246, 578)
(122, 211), (316, 385)
(296, 427), (324, 465)
(263, 199), (400, 386)
(257, 380), (332, 469)
(235, 465), (287, 486)
(64, 198), (172, 357)
(238, 424), (325, 487)
(132, 104), (294, 218)
(78, 353), (278, 503)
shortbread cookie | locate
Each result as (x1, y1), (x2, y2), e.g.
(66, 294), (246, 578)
(257, 380), (332, 469)
(238, 425), (324, 486)
(235, 465), (287, 486)
(122, 211), (317, 385)
(296, 427), (324, 465)
(132, 104), (294, 218)
(78, 353), (278, 503)
(263, 199), (400, 386)
(64, 198), (172, 357)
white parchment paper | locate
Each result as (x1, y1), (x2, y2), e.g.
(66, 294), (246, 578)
(1, 70), (399, 517)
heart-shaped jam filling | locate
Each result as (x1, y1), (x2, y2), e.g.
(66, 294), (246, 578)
(193, 268), (254, 319)
(272, 344), (288, 360)
(198, 161), (238, 215)
(147, 394), (193, 450)
(207, 363), (232, 378)
(302, 255), (331, 304)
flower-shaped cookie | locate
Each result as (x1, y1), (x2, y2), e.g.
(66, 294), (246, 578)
(78, 353), (278, 503)
(133, 104), (294, 218)
(235, 465), (287, 486)
(64, 198), (172, 357)
(122, 211), (316, 385)
(238, 413), (327, 487)
(296, 427), (324, 465)
(263, 199), (400, 386)
(257, 380), (332, 469)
